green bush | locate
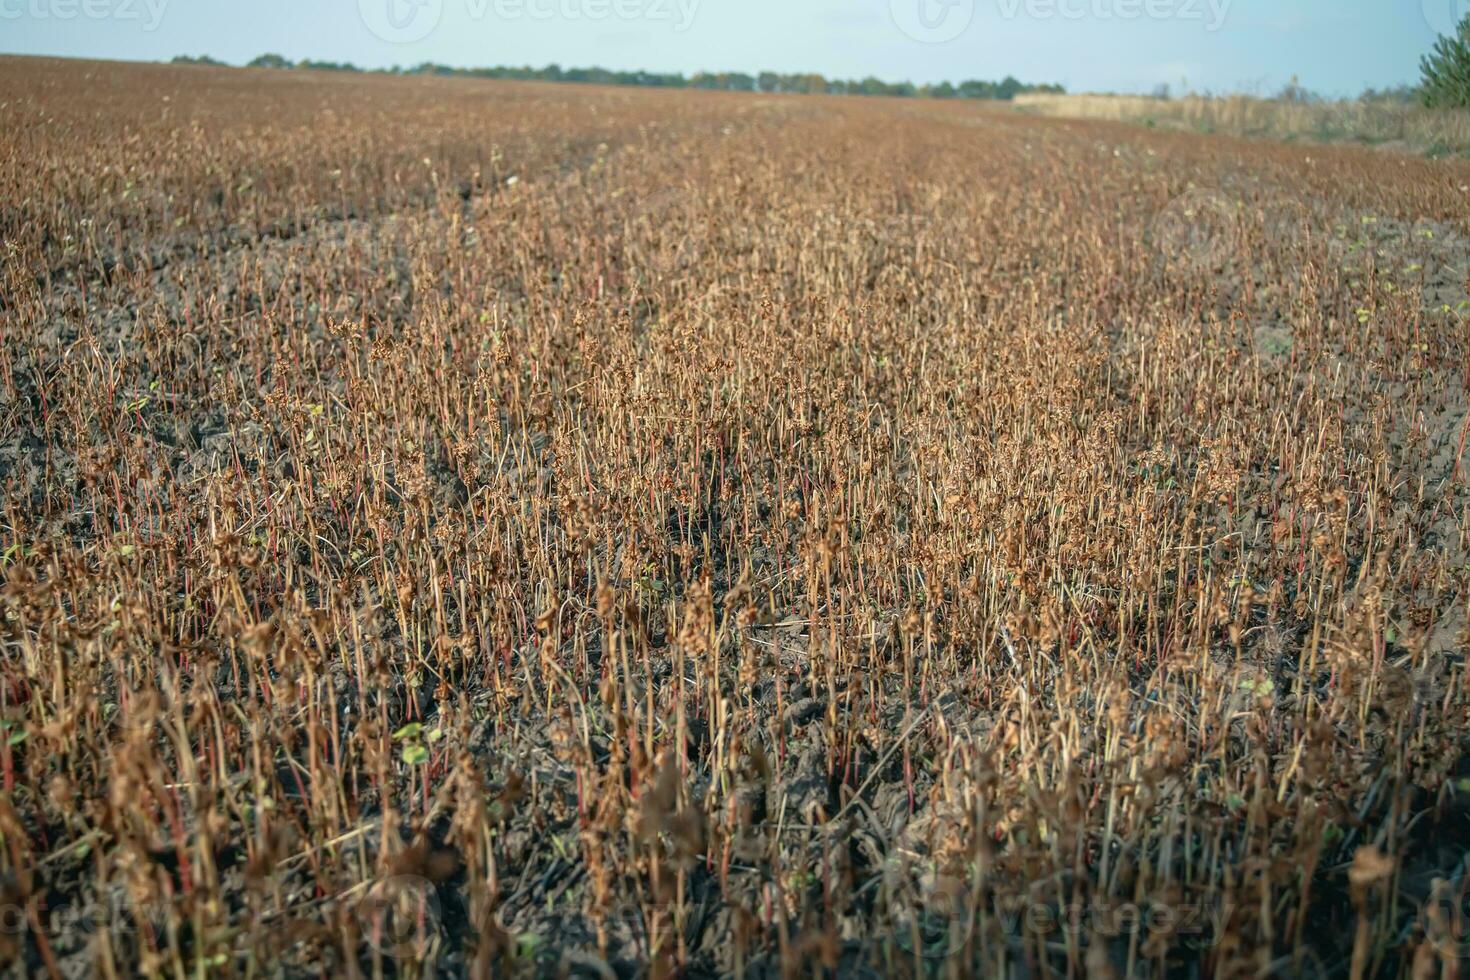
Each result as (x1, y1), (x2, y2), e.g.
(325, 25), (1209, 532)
(1421, 15), (1470, 108)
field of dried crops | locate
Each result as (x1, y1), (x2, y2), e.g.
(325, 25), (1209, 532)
(4, 55), (1470, 978)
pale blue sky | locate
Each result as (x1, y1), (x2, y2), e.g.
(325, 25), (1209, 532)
(0, 0), (1459, 96)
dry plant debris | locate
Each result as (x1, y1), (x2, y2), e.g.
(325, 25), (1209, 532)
(3, 56), (1470, 978)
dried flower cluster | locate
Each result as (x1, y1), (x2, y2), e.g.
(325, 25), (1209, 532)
(3, 56), (1470, 977)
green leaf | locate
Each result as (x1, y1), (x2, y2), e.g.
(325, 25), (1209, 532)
(401, 743), (429, 766)
(392, 722), (423, 741)
(1240, 678), (1275, 697)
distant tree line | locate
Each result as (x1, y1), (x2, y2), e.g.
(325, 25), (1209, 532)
(178, 16), (1470, 111)
(397, 63), (1063, 100)
(169, 54), (1063, 101)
